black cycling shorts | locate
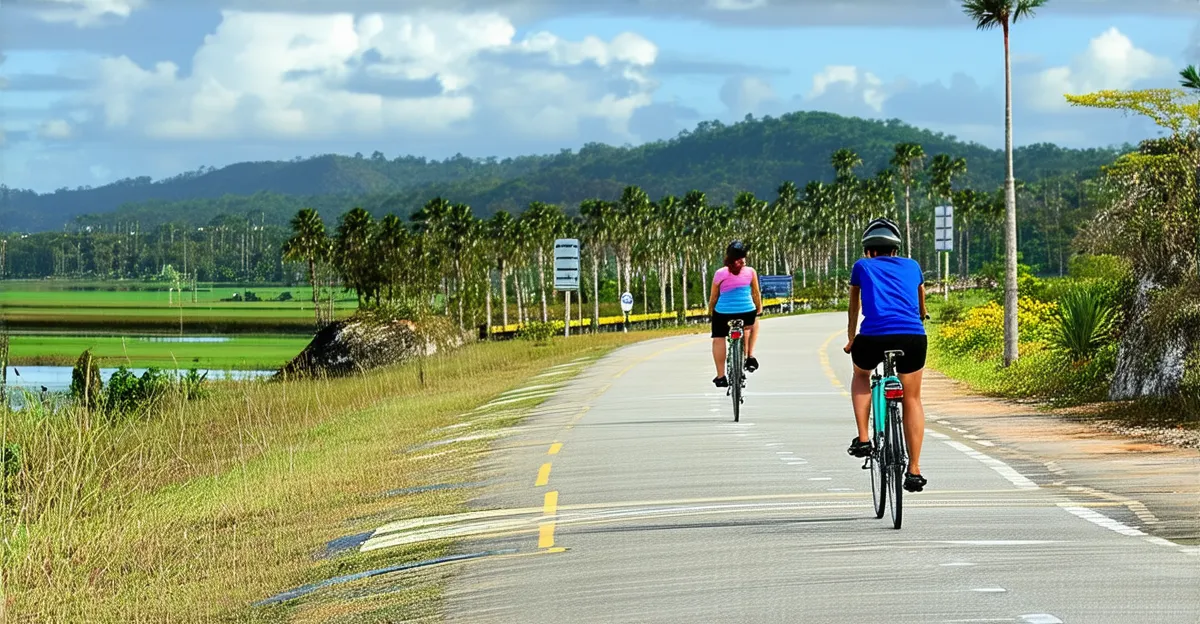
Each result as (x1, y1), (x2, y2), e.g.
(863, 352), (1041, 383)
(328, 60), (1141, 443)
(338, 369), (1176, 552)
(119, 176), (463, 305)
(850, 334), (927, 374)
(711, 310), (757, 338)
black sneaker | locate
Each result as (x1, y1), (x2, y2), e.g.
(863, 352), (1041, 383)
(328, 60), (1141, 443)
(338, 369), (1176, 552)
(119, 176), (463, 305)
(847, 437), (872, 458)
(713, 376), (729, 388)
(904, 473), (927, 492)
(745, 356), (759, 373)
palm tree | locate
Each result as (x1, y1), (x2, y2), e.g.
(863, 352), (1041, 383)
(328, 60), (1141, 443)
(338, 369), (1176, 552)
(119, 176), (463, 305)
(520, 202), (567, 323)
(333, 207), (378, 306)
(580, 199), (614, 333)
(890, 142), (926, 257)
(962, 0), (1047, 366)
(281, 208), (329, 327)
(487, 211), (519, 329)
(1181, 65), (1200, 93)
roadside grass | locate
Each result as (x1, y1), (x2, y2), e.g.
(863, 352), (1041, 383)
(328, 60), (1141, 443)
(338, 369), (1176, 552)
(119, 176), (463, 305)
(2, 327), (701, 622)
(7, 335), (310, 370)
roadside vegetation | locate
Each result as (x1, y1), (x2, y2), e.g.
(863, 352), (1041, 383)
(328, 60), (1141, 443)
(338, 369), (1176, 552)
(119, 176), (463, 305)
(1, 329), (694, 622)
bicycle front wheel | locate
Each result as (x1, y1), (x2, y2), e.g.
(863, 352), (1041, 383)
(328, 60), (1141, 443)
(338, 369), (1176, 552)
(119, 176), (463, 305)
(869, 392), (886, 519)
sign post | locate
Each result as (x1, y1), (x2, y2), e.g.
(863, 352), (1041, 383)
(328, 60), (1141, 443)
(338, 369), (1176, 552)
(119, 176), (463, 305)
(554, 239), (580, 337)
(620, 291), (634, 333)
(934, 205), (954, 301)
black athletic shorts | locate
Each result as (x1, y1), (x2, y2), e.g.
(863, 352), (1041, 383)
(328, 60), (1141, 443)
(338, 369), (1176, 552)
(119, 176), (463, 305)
(711, 310), (757, 338)
(850, 334), (927, 374)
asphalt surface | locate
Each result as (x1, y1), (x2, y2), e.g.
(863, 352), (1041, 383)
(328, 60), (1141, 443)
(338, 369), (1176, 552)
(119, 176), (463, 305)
(402, 313), (1199, 623)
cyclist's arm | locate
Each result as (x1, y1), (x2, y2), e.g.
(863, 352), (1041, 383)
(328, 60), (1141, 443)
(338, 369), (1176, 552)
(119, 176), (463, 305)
(708, 282), (720, 317)
(846, 285), (861, 349)
(751, 271), (763, 315)
(917, 284), (927, 320)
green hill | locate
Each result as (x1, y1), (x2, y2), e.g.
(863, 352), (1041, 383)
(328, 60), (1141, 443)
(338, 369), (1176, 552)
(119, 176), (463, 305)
(1, 111), (1127, 231)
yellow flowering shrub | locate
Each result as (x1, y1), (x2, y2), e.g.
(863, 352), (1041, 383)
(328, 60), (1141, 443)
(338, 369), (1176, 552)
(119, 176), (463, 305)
(938, 297), (1058, 359)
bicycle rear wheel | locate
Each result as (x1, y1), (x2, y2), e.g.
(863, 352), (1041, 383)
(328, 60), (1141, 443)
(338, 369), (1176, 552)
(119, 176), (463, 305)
(886, 400), (904, 529)
(869, 389), (886, 519)
(730, 340), (742, 422)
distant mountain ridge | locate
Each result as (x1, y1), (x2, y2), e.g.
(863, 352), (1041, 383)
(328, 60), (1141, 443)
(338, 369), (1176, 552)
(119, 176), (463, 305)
(0, 111), (1128, 231)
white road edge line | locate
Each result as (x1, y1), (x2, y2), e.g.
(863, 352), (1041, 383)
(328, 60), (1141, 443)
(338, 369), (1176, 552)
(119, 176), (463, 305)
(943, 440), (1039, 490)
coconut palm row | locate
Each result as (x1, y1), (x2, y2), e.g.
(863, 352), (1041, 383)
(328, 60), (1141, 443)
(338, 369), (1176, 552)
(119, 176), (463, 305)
(282, 144), (1005, 334)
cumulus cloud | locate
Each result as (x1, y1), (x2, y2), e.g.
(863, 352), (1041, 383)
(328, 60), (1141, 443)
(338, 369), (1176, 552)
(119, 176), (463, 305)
(75, 10), (657, 142)
(1028, 27), (1174, 112)
(720, 76), (778, 116)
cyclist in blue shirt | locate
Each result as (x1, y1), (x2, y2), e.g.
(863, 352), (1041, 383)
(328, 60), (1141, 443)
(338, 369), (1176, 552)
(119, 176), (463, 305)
(842, 217), (929, 493)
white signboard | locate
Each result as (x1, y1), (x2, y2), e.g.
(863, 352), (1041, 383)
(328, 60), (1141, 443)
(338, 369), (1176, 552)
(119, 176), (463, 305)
(934, 205), (954, 252)
(620, 292), (634, 313)
(553, 238), (580, 291)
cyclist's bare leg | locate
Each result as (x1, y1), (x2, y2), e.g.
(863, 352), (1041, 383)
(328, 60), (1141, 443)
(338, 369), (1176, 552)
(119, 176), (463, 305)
(897, 368), (925, 475)
(745, 322), (759, 358)
(712, 338), (726, 377)
(851, 364), (873, 442)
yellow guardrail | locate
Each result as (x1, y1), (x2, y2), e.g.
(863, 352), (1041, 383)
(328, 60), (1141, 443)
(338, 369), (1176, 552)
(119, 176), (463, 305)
(486, 297), (811, 334)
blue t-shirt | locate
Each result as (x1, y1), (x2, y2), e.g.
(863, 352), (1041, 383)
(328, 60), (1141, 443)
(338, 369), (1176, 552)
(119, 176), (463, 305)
(850, 256), (925, 336)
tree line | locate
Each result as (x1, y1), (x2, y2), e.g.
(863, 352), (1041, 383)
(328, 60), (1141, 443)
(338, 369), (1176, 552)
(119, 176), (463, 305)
(280, 141), (1066, 332)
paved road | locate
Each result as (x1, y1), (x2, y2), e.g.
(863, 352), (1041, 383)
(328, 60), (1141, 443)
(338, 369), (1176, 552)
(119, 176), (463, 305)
(383, 313), (1199, 623)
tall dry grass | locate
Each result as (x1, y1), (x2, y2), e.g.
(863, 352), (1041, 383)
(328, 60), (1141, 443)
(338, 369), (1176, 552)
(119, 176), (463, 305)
(2, 330), (691, 622)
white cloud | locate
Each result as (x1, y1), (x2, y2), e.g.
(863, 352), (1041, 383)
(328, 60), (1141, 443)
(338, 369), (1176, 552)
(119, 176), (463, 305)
(30, 0), (143, 27)
(76, 10), (657, 142)
(720, 76), (778, 116)
(1029, 27), (1174, 112)
(38, 119), (75, 139)
(807, 65), (888, 113)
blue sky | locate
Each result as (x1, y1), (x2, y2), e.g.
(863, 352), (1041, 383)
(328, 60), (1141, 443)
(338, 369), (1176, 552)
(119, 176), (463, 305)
(2, 0), (1197, 193)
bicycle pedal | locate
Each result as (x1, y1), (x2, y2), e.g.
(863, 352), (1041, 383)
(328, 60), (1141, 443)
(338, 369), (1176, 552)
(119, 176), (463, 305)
(861, 459), (871, 470)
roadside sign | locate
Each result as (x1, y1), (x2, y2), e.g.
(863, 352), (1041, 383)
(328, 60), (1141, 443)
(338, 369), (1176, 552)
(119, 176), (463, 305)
(620, 292), (634, 313)
(758, 275), (793, 300)
(934, 205), (954, 252)
(553, 238), (580, 291)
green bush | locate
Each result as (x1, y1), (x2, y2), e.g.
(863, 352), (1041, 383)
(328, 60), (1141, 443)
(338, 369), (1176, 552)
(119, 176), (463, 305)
(517, 321), (556, 345)
(1050, 286), (1118, 363)
(103, 367), (177, 416)
(69, 349), (102, 410)
(938, 295), (967, 323)
(1068, 254), (1133, 282)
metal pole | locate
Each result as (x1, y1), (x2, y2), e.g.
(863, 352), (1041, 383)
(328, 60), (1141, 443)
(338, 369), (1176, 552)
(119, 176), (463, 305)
(564, 290), (571, 337)
(944, 252), (950, 301)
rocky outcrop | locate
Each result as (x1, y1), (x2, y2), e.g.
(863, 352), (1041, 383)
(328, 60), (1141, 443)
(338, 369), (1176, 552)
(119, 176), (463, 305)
(277, 315), (467, 380)
(1109, 275), (1197, 401)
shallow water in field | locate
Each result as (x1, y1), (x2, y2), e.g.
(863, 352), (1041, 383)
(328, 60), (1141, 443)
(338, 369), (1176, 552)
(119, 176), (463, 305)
(4, 365), (273, 393)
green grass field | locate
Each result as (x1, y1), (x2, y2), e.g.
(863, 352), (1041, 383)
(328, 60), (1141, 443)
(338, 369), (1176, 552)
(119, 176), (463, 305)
(1, 280), (358, 332)
(8, 335), (310, 370)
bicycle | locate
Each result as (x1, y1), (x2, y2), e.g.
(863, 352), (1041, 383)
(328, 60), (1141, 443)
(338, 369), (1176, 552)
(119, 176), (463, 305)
(726, 318), (747, 422)
(862, 349), (908, 529)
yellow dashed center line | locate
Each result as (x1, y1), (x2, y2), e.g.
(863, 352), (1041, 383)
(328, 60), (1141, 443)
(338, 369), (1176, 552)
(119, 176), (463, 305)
(537, 523), (557, 548)
(529, 337), (706, 552)
(535, 463), (553, 486)
(818, 329), (850, 396)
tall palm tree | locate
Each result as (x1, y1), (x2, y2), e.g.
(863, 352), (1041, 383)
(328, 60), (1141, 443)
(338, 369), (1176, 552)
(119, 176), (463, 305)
(334, 207), (379, 306)
(487, 211), (519, 329)
(831, 148), (864, 274)
(520, 202), (567, 324)
(890, 142), (926, 257)
(281, 208), (329, 327)
(1180, 65), (1200, 93)
(579, 199), (614, 333)
(962, 0), (1047, 366)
